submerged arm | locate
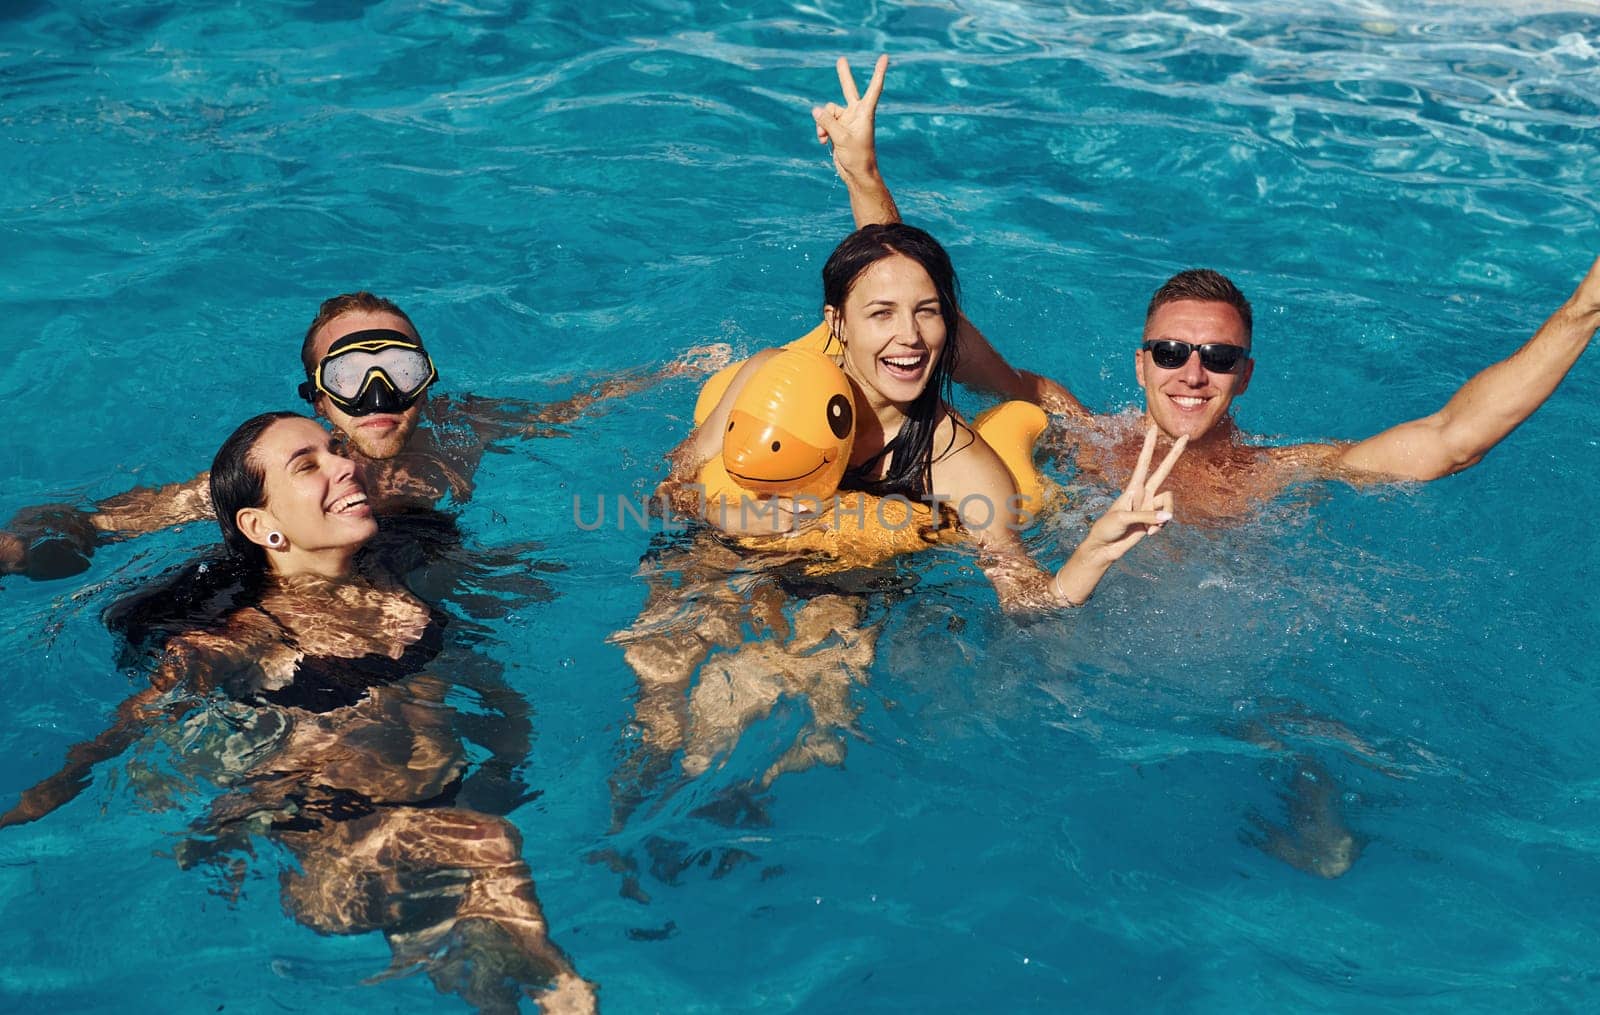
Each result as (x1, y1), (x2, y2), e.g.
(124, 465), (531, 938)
(90, 472), (215, 531)
(0, 642), (200, 828)
(1334, 255), (1600, 482)
(0, 472), (213, 581)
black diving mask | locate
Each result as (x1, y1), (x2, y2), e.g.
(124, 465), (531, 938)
(298, 329), (439, 417)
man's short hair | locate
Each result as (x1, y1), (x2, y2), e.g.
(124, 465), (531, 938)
(300, 292), (419, 379)
(1145, 269), (1253, 345)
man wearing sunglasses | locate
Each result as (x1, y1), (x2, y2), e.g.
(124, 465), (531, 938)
(1, 291), (719, 578)
(814, 56), (1599, 518)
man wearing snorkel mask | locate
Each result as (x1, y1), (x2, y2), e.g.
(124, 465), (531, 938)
(1, 291), (724, 578)
(294, 292), (464, 511)
(300, 308), (438, 460)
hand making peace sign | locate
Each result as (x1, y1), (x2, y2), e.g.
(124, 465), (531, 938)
(1052, 424), (1187, 606)
(811, 54), (889, 181)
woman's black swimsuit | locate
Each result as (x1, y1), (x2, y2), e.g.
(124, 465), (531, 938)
(244, 603), (447, 714)
(841, 432), (925, 500)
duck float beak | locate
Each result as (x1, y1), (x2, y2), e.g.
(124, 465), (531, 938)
(723, 410), (840, 497)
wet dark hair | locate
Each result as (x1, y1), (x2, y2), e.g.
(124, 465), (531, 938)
(106, 411), (302, 665)
(822, 223), (963, 501)
(1146, 269), (1253, 346)
(103, 551), (259, 670)
(210, 411), (303, 566)
(300, 291), (419, 382)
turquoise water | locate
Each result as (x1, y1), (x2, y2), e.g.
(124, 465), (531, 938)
(3, 0), (1599, 1011)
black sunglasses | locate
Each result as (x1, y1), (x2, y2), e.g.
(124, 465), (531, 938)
(1141, 339), (1250, 373)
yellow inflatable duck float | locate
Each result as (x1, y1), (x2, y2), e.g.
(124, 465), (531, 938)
(691, 324), (1051, 570)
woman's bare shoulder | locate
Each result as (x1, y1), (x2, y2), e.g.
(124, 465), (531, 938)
(930, 409), (1013, 499)
(160, 607), (296, 691)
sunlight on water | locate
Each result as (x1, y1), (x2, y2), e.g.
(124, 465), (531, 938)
(1, 0), (1597, 1011)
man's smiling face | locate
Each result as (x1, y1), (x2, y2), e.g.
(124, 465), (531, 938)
(1134, 298), (1254, 442)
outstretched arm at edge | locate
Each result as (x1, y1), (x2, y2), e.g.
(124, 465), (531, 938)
(0, 643), (197, 829)
(1, 472), (214, 580)
(454, 344), (733, 441)
(1334, 254), (1600, 481)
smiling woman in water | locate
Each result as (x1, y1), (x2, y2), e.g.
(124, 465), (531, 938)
(3, 412), (597, 1015)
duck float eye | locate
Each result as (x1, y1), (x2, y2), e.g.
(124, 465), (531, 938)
(826, 394), (853, 441)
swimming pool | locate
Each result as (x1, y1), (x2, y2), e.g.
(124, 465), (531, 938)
(3, 0), (1598, 1010)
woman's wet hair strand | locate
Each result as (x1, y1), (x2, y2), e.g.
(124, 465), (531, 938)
(210, 411), (304, 565)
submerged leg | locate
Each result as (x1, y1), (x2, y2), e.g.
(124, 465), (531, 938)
(759, 595), (878, 786)
(1243, 757), (1360, 879)
(278, 807), (596, 1013)
(680, 593), (878, 786)
(681, 643), (789, 778)
(608, 630), (710, 831)
(608, 551), (791, 826)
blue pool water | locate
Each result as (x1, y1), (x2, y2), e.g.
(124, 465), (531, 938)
(3, 1), (1599, 1011)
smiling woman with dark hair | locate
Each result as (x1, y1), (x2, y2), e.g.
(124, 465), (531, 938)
(2, 412), (596, 1014)
(671, 221), (1185, 610)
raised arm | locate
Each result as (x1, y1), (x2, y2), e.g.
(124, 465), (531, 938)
(812, 55), (899, 228)
(812, 55), (1088, 417)
(1332, 255), (1600, 481)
